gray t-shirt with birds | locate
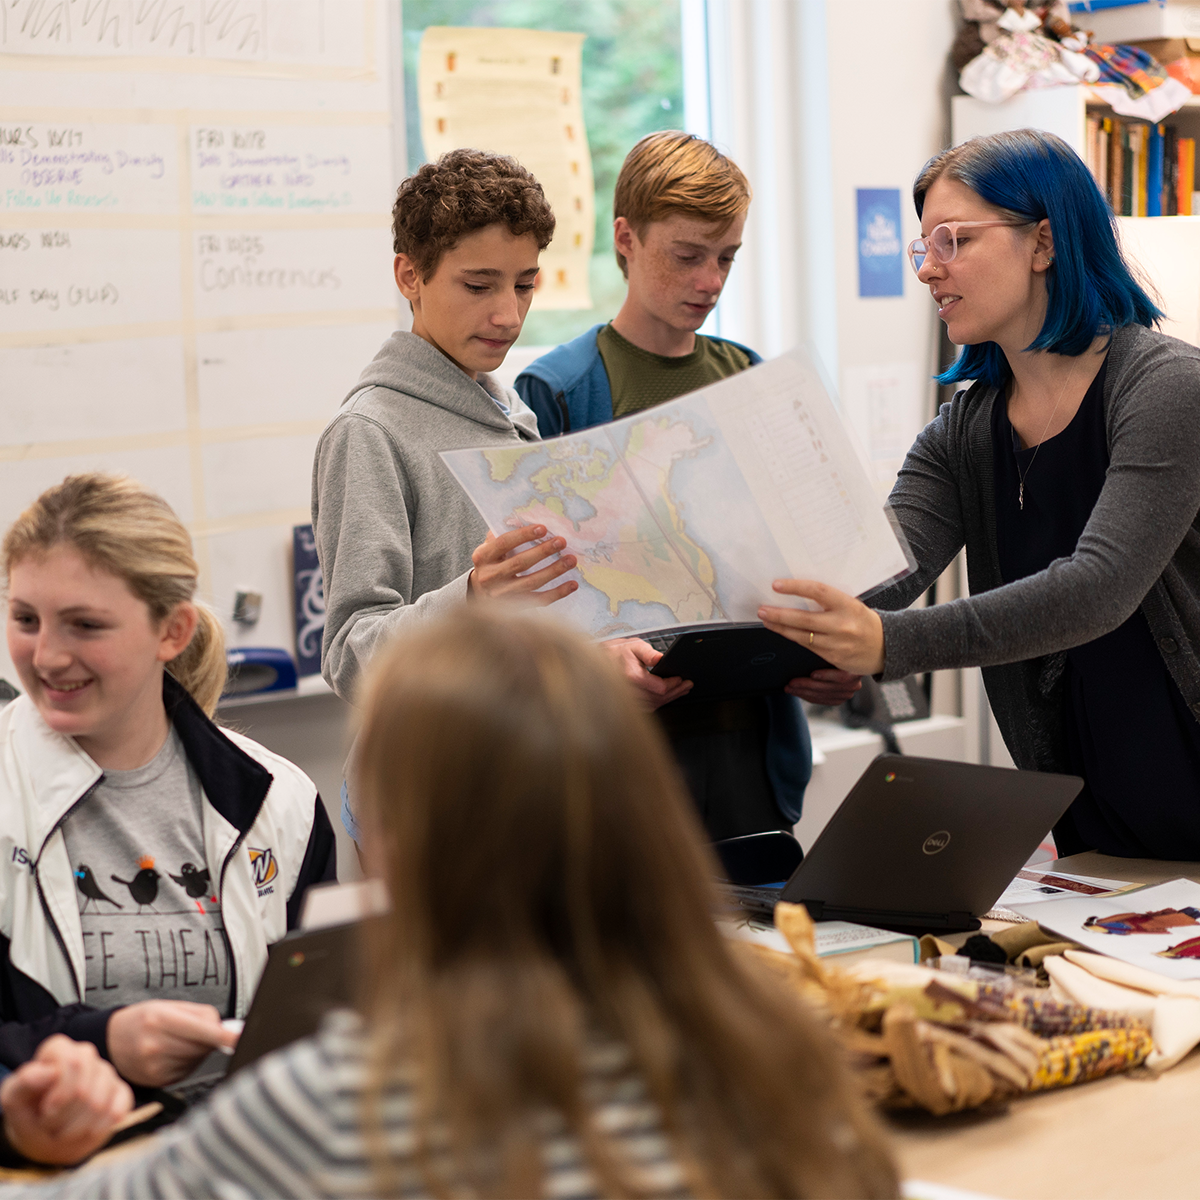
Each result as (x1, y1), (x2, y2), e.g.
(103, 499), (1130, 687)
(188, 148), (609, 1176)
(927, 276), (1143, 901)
(61, 726), (231, 1012)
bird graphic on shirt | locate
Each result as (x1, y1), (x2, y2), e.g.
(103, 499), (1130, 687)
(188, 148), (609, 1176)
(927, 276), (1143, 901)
(170, 862), (213, 913)
(169, 862), (211, 898)
(111, 856), (160, 911)
(74, 865), (123, 913)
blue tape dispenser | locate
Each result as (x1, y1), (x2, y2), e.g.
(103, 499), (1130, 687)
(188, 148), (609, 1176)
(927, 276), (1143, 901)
(223, 647), (298, 697)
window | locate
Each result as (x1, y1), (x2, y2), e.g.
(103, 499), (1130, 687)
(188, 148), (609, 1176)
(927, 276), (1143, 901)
(402, 0), (684, 347)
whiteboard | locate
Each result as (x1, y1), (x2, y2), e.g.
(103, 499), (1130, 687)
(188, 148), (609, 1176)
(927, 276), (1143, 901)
(0, 0), (402, 685)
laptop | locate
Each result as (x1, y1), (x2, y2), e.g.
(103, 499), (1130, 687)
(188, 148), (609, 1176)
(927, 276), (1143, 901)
(224, 920), (365, 1075)
(725, 754), (1083, 934)
(646, 622), (832, 703)
(164, 920), (365, 1105)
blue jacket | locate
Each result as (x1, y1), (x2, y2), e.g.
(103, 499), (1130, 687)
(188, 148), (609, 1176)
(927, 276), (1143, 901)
(515, 326), (812, 825)
(514, 323), (761, 436)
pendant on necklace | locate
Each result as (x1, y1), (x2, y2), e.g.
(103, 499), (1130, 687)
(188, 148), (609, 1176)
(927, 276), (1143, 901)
(1019, 481), (1025, 511)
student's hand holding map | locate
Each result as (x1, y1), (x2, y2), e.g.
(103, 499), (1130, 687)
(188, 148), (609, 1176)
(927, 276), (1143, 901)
(468, 524), (579, 604)
(443, 349), (912, 642)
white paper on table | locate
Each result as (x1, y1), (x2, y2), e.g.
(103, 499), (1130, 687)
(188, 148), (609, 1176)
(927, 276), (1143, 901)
(442, 347), (913, 640)
(1009, 878), (1200, 981)
(992, 867), (1134, 911)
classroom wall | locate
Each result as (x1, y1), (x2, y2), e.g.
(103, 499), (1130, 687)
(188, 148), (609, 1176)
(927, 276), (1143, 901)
(0, 1), (961, 865)
(826, 0), (958, 445)
(245, 0), (964, 860)
(680, 0), (957, 495)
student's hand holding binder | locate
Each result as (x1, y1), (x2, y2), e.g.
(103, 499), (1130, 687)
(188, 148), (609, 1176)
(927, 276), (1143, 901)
(469, 524), (579, 604)
(785, 668), (863, 706)
(107, 1000), (239, 1087)
(603, 638), (693, 710)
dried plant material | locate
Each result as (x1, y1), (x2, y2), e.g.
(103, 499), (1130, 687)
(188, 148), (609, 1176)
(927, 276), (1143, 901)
(920, 1023), (1029, 1091)
(972, 1023), (1043, 1077)
(1030, 1025), (1153, 1090)
(766, 906), (1153, 1116)
(883, 1006), (956, 1115)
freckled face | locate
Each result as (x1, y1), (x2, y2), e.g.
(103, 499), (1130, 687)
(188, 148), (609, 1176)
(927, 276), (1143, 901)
(617, 211), (745, 334)
(916, 177), (1044, 351)
(395, 223), (541, 379)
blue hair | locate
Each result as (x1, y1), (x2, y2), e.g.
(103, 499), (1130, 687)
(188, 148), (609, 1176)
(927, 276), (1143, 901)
(913, 129), (1161, 389)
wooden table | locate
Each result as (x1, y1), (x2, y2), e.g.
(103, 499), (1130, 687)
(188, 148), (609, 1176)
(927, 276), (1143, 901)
(889, 854), (1200, 1199)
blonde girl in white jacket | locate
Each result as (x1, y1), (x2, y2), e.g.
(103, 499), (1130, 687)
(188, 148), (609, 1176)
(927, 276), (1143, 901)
(0, 473), (335, 1094)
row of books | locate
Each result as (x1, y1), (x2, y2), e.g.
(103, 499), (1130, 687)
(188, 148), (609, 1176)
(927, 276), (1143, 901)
(1084, 114), (1197, 217)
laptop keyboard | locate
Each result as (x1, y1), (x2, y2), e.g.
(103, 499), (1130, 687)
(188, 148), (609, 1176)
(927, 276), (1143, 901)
(725, 883), (787, 918)
(643, 632), (678, 654)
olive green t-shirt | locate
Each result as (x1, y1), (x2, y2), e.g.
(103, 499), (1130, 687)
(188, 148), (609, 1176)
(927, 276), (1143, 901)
(596, 323), (750, 418)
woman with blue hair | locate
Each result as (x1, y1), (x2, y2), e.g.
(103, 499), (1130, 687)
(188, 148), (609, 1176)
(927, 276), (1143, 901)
(760, 128), (1200, 861)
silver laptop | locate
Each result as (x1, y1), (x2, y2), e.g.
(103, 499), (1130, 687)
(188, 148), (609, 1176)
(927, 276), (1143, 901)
(727, 754), (1083, 934)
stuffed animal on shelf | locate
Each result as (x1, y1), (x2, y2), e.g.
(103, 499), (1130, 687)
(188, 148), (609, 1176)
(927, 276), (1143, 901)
(956, 2), (1100, 104)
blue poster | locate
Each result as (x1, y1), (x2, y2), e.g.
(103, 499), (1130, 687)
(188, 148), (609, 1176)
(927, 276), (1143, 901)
(856, 188), (903, 298)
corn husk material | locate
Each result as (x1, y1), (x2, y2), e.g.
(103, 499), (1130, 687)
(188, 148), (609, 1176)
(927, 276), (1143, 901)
(750, 902), (1152, 1116)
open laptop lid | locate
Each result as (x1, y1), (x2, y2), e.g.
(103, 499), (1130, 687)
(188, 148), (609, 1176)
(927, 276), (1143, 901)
(782, 755), (1083, 932)
(224, 921), (362, 1076)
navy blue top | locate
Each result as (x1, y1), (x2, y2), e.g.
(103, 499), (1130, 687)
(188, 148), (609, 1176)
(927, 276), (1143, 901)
(993, 358), (1200, 859)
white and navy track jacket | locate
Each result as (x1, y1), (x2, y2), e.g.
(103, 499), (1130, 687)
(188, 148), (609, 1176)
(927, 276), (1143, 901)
(0, 675), (336, 1067)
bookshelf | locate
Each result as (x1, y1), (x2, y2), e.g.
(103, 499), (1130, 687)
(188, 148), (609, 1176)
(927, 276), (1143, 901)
(951, 87), (1200, 349)
(952, 86), (1200, 164)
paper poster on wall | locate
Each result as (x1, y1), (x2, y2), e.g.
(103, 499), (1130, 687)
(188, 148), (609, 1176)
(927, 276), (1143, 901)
(856, 188), (903, 298)
(418, 26), (595, 311)
(840, 362), (926, 498)
(0, 0), (396, 684)
(0, 0), (371, 72)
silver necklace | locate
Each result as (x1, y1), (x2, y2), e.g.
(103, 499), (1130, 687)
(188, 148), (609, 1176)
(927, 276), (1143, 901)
(1013, 361), (1081, 511)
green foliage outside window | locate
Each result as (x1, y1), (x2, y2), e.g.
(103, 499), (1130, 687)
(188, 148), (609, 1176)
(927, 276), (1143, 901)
(401, 0), (684, 346)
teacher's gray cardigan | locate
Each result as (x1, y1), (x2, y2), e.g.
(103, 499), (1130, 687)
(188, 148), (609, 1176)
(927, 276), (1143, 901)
(870, 323), (1200, 774)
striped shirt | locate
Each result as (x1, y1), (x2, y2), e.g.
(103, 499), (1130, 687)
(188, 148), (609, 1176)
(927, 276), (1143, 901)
(20, 1012), (690, 1199)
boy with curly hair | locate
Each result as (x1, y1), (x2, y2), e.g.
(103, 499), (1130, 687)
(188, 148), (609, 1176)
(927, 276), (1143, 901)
(313, 149), (586, 701)
(314, 150), (687, 839)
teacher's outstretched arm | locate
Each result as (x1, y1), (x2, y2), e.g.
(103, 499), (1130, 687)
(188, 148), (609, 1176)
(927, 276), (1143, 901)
(759, 579), (886, 677)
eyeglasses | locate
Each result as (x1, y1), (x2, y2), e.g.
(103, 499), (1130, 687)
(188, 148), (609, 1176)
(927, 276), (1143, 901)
(907, 220), (1030, 274)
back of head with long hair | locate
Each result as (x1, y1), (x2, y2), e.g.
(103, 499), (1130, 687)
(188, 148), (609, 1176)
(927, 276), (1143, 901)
(914, 128), (1162, 389)
(2, 473), (226, 715)
(355, 607), (898, 1199)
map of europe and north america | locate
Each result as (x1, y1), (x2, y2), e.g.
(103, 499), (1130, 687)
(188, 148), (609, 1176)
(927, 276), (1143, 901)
(470, 412), (739, 639)
(442, 351), (911, 640)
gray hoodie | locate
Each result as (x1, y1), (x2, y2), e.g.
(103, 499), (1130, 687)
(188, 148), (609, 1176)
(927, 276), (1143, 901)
(312, 331), (540, 701)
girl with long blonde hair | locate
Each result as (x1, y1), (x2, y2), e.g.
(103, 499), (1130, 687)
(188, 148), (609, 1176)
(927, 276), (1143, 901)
(24, 605), (897, 1198)
(0, 473), (335, 1091)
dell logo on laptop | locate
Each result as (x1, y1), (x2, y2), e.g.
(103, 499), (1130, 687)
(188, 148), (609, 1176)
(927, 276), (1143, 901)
(922, 830), (951, 855)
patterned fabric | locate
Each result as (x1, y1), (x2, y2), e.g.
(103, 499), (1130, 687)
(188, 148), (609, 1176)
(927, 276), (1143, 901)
(1085, 42), (1169, 99)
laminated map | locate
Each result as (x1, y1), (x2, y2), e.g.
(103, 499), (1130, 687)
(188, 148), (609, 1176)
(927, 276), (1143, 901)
(442, 348), (913, 639)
